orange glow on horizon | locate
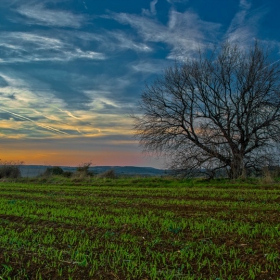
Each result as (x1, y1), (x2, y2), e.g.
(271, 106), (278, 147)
(0, 148), (157, 167)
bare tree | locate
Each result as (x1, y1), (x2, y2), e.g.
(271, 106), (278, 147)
(133, 42), (280, 179)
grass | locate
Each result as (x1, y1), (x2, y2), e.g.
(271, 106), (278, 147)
(0, 177), (280, 279)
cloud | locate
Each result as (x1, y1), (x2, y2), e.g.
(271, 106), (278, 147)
(0, 108), (69, 135)
(84, 90), (124, 112)
(142, 0), (158, 16)
(224, 0), (267, 46)
(107, 31), (153, 52)
(150, 0), (158, 15)
(53, 107), (82, 121)
(70, 30), (153, 54)
(0, 72), (75, 137)
(166, 0), (189, 4)
(16, 3), (87, 28)
(0, 32), (106, 63)
(110, 9), (221, 60)
(239, 0), (251, 10)
(0, 70), (135, 139)
(73, 93), (119, 114)
(131, 60), (168, 73)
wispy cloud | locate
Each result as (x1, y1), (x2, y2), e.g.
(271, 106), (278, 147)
(0, 71), (135, 139)
(131, 59), (168, 73)
(16, 3), (87, 28)
(0, 32), (106, 63)
(110, 9), (221, 60)
(0, 72), (74, 136)
(166, 0), (188, 3)
(84, 90), (120, 112)
(142, 0), (158, 16)
(0, 108), (69, 135)
(55, 107), (81, 120)
(107, 31), (152, 52)
(224, 0), (267, 46)
(70, 30), (152, 53)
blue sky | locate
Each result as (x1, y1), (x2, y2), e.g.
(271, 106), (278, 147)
(0, 0), (279, 167)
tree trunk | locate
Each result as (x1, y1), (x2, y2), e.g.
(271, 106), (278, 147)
(230, 154), (245, 179)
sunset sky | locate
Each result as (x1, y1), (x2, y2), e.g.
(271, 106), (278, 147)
(0, 0), (280, 168)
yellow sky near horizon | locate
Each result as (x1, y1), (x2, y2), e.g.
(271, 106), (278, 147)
(0, 148), (154, 167)
(0, 136), (162, 167)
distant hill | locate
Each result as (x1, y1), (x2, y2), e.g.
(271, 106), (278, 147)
(19, 165), (166, 178)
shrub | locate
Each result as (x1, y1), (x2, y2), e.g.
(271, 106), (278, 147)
(75, 162), (94, 177)
(261, 167), (274, 184)
(43, 166), (64, 176)
(63, 171), (73, 178)
(0, 160), (22, 179)
(98, 169), (117, 179)
(267, 166), (280, 178)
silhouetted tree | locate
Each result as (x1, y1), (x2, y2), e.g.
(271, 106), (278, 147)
(133, 42), (280, 178)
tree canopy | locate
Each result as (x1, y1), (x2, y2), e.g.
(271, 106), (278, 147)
(134, 42), (280, 178)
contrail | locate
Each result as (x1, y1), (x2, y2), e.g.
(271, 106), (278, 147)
(34, 107), (101, 136)
(0, 108), (69, 135)
(32, 109), (84, 135)
(53, 106), (101, 134)
(268, 58), (280, 67)
(54, 106), (81, 120)
(260, 58), (280, 71)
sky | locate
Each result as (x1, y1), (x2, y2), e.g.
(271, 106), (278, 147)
(0, 0), (280, 168)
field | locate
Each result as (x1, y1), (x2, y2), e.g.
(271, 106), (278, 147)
(0, 177), (280, 279)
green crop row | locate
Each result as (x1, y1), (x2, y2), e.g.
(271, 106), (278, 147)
(0, 178), (280, 279)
